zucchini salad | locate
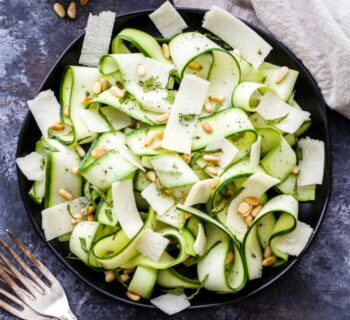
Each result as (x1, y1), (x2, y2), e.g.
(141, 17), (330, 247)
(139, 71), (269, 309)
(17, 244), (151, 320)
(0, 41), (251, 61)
(17, 2), (325, 315)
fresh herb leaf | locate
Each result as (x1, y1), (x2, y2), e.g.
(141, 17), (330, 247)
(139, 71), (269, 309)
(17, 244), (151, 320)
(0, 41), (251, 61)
(166, 90), (176, 104)
(162, 287), (184, 296)
(105, 208), (113, 223)
(119, 91), (131, 104)
(139, 76), (162, 92)
(79, 237), (89, 253)
(178, 113), (197, 125)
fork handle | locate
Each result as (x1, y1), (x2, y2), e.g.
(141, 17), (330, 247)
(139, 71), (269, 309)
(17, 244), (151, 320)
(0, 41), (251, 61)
(59, 309), (77, 320)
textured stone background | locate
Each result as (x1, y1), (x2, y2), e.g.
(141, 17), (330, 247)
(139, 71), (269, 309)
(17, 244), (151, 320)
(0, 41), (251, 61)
(0, 1), (349, 319)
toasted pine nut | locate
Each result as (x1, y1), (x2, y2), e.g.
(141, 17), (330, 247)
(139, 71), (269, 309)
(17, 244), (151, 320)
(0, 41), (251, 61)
(81, 96), (92, 106)
(71, 218), (81, 225)
(75, 145), (86, 157)
(59, 189), (73, 201)
(275, 66), (289, 84)
(155, 130), (164, 140)
(209, 95), (226, 104)
(92, 81), (102, 95)
(120, 273), (129, 282)
(203, 154), (220, 164)
(91, 147), (108, 159)
(238, 202), (252, 216)
(210, 177), (220, 189)
(245, 197), (260, 206)
(50, 123), (65, 131)
(87, 214), (95, 221)
(204, 100), (215, 113)
(144, 131), (157, 147)
(233, 48), (241, 58)
(105, 271), (116, 283)
(188, 61), (203, 70)
(63, 106), (70, 117)
(100, 78), (109, 91)
(137, 64), (147, 77)
(110, 86), (126, 98)
(225, 251), (234, 265)
(67, 2), (76, 19)
(182, 154), (191, 164)
(73, 213), (83, 220)
(80, 0), (89, 6)
(183, 212), (191, 220)
(123, 268), (135, 274)
(262, 256), (276, 267)
(146, 171), (156, 182)
(53, 3), (65, 18)
(251, 205), (262, 218)
(292, 165), (300, 175)
(201, 122), (213, 134)
(126, 291), (140, 301)
(87, 205), (96, 215)
(206, 166), (218, 176)
(245, 215), (253, 226)
(162, 43), (170, 59)
(156, 112), (169, 123)
(263, 246), (272, 259)
(71, 166), (80, 176)
(155, 178), (162, 191)
(164, 189), (174, 195)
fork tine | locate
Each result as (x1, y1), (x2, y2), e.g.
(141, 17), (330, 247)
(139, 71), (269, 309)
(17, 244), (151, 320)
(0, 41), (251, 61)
(0, 243), (45, 295)
(6, 230), (58, 285)
(0, 236), (47, 290)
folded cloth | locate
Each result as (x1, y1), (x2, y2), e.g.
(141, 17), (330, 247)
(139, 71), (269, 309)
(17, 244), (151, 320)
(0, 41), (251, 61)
(175, 0), (350, 119)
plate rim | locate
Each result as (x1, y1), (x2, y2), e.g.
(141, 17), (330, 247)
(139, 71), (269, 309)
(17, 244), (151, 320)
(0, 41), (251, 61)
(16, 7), (332, 310)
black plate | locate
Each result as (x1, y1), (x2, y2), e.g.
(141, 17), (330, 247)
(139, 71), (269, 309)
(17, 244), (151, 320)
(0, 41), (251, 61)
(16, 8), (331, 309)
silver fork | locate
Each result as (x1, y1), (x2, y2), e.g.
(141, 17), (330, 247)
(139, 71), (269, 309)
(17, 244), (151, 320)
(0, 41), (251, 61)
(0, 230), (77, 320)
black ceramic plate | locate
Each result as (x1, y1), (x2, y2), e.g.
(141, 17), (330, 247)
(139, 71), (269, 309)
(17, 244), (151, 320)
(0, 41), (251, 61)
(16, 8), (331, 309)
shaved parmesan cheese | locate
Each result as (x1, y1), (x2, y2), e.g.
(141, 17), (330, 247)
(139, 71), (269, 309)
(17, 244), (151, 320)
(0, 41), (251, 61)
(79, 11), (116, 67)
(184, 179), (212, 207)
(42, 197), (88, 241)
(250, 136), (261, 168)
(203, 6), (272, 68)
(149, 1), (188, 38)
(274, 221), (313, 256)
(256, 91), (310, 134)
(161, 74), (210, 153)
(143, 57), (175, 87)
(141, 183), (175, 216)
(27, 90), (61, 138)
(193, 223), (207, 256)
(100, 107), (132, 130)
(16, 152), (44, 181)
(297, 138), (325, 186)
(205, 138), (238, 168)
(118, 144), (145, 172)
(226, 172), (280, 241)
(151, 293), (190, 315)
(79, 109), (110, 133)
(112, 180), (143, 238)
(137, 229), (169, 261)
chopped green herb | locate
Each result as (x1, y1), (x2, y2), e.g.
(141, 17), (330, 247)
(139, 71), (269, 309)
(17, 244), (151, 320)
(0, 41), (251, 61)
(179, 113), (197, 125)
(119, 91), (131, 104)
(139, 76), (162, 92)
(162, 287), (184, 296)
(166, 90), (176, 104)
(79, 237), (89, 253)
(105, 208), (113, 223)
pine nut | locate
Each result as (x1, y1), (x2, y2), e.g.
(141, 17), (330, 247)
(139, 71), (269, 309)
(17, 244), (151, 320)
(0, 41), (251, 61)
(144, 131), (157, 147)
(50, 123), (65, 131)
(188, 61), (203, 70)
(137, 64), (147, 77)
(206, 166), (218, 176)
(156, 112), (169, 123)
(225, 251), (234, 265)
(100, 78), (109, 91)
(251, 205), (262, 218)
(123, 268), (135, 274)
(71, 166), (80, 176)
(182, 154), (191, 164)
(164, 189), (174, 195)
(209, 95), (226, 104)
(92, 81), (102, 95)
(238, 202), (252, 216)
(162, 43), (170, 59)
(110, 86), (125, 98)
(53, 3), (65, 18)
(87, 214), (95, 221)
(120, 274), (129, 282)
(59, 189), (73, 201)
(155, 178), (162, 191)
(210, 178), (220, 189)
(75, 145), (86, 157)
(91, 147), (108, 159)
(203, 154), (220, 164)
(233, 48), (241, 58)
(105, 271), (116, 283)
(155, 130), (164, 140)
(67, 2), (76, 19)
(80, 0), (89, 6)
(263, 246), (272, 259)
(73, 213), (83, 219)
(81, 96), (92, 106)
(245, 215), (253, 226)
(201, 122), (213, 134)
(245, 197), (260, 206)
(183, 212), (191, 220)
(126, 291), (140, 301)
(87, 205), (96, 215)
(275, 66), (289, 84)
(71, 218), (81, 225)
(146, 171), (156, 182)
(204, 100), (215, 113)
(292, 165), (300, 175)
(262, 256), (276, 267)
(63, 106), (70, 117)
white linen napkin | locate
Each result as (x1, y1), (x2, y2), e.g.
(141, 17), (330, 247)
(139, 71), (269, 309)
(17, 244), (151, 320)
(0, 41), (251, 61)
(175, 0), (350, 119)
